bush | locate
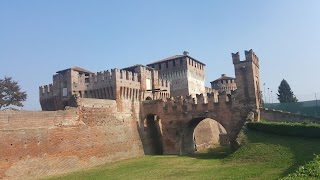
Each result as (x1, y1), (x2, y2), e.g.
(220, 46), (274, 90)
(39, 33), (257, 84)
(247, 122), (320, 138)
(280, 155), (320, 180)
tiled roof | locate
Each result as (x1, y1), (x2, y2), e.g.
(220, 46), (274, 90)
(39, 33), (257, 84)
(210, 74), (235, 83)
(122, 64), (146, 69)
(56, 66), (93, 74)
(147, 55), (206, 66)
(121, 64), (155, 73)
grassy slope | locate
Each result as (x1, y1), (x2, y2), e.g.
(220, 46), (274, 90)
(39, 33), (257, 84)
(44, 131), (320, 180)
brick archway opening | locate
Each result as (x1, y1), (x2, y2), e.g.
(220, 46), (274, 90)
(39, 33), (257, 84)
(142, 114), (163, 155)
(180, 117), (229, 155)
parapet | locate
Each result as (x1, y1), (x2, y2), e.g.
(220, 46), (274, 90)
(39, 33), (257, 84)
(205, 87), (217, 94)
(39, 84), (54, 98)
(119, 69), (139, 81)
(232, 49), (259, 67)
(79, 68), (140, 89)
(232, 52), (240, 64)
(245, 49), (259, 66)
(161, 91), (235, 113)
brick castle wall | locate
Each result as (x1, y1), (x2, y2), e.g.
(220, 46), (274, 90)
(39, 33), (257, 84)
(0, 98), (144, 180)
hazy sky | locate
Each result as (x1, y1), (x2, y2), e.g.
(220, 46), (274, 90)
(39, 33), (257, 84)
(1, 0), (320, 110)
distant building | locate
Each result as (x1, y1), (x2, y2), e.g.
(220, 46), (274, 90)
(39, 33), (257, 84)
(210, 74), (237, 93)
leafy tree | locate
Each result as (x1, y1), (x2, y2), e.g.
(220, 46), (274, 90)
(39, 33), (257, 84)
(277, 79), (298, 103)
(0, 76), (27, 109)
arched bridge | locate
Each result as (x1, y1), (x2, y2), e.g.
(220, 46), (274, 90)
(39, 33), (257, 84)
(141, 92), (257, 155)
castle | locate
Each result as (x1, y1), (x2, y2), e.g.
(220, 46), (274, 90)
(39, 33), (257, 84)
(1, 49), (266, 180)
(39, 51), (217, 111)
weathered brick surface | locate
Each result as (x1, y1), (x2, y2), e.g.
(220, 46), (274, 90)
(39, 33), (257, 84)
(194, 119), (227, 150)
(0, 99), (144, 180)
(147, 55), (206, 97)
(0, 49), (262, 179)
(141, 92), (241, 155)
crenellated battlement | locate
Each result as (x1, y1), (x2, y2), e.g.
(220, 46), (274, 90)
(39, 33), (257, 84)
(72, 68), (140, 90)
(39, 84), (54, 98)
(119, 69), (139, 81)
(245, 49), (259, 66)
(88, 69), (116, 84)
(157, 91), (236, 113)
(232, 52), (240, 64)
(232, 49), (259, 67)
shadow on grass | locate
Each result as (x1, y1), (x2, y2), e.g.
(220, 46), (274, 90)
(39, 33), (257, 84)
(180, 130), (320, 179)
(183, 145), (233, 159)
(244, 130), (320, 178)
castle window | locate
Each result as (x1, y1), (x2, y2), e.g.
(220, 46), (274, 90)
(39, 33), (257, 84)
(159, 63), (161, 69)
(173, 60), (176, 67)
(166, 61), (168, 68)
(62, 88), (68, 97)
(180, 58), (183, 65)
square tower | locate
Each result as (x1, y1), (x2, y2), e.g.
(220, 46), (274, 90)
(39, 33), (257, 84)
(147, 52), (206, 97)
(233, 49), (262, 120)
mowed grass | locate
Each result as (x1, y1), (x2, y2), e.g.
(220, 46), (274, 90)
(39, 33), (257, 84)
(45, 131), (320, 180)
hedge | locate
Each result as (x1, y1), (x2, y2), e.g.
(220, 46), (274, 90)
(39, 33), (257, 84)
(280, 155), (320, 180)
(246, 122), (320, 138)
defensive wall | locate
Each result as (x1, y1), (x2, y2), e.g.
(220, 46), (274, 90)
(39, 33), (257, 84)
(260, 108), (320, 123)
(0, 98), (145, 180)
(1, 49), (262, 179)
(39, 67), (170, 111)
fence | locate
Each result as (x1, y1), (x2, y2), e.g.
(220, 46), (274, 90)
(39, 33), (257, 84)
(264, 100), (320, 117)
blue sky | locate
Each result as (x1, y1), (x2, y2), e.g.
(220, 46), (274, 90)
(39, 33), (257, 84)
(1, 0), (320, 110)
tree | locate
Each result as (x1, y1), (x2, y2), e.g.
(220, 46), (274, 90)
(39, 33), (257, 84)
(0, 77), (27, 109)
(277, 79), (298, 103)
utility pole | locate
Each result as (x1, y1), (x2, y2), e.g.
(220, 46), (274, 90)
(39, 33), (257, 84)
(271, 90), (273, 109)
(263, 83), (266, 103)
(268, 88), (270, 104)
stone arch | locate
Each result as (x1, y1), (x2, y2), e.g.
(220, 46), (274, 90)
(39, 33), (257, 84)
(180, 117), (229, 155)
(145, 96), (152, 100)
(141, 114), (164, 155)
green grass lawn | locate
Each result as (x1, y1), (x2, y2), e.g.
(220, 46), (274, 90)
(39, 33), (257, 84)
(44, 130), (320, 180)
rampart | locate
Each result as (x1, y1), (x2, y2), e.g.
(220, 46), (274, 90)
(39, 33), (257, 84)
(2, 49), (261, 179)
(39, 66), (171, 111)
(260, 108), (320, 123)
(0, 98), (144, 180)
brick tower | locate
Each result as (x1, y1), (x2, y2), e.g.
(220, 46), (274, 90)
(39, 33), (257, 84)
(232, 49), (262, 121)
(147, 52), (206, 97)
